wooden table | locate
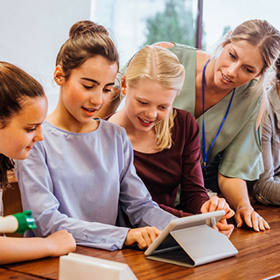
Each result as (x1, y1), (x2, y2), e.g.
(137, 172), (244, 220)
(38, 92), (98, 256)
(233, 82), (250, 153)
(0, 268), (44, 279)
(1, 204), (280, 280)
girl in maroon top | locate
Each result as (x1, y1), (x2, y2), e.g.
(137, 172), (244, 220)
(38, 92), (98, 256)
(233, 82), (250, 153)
(109, 45), (234, 236)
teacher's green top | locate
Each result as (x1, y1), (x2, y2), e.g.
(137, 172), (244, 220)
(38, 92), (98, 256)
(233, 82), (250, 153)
(170, 43), (263, 181)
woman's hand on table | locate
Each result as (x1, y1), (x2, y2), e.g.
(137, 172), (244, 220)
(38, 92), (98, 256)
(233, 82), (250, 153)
(235, 204), (270, 232)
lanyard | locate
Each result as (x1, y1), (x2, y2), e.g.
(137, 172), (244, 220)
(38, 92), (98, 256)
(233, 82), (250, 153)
(201, 60), (235, 168)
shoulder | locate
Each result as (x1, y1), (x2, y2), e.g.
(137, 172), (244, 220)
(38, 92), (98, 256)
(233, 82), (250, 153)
(173, 108), (199, 135)
(196, 50), (211, 72)
(98, 119), (128, 141)
(233, 79), (264, 119)
(153, 43), (197, 64)
(153, 42), (196, 51)
(153, 41), (174, 48)
(170, 43), (196, 58)
(153, 42), (196, 54)
(99, 119), (125, 133)
(174, 108), (197, 126)
(99, 118), (122, 130)
(237, 79), (262, 100)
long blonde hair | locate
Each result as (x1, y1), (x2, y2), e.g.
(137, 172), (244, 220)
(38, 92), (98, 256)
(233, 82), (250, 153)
(125, 45), (185, 151)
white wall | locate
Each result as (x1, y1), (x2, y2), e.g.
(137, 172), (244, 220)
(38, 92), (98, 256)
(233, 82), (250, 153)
(0, 0), (92, 113)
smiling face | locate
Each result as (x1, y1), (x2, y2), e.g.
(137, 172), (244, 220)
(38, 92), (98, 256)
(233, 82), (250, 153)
(56, 55), (118, 130)
(213, 40), (264, 90)
(0, 96), (47, 160)
(124, 78), (177, 132)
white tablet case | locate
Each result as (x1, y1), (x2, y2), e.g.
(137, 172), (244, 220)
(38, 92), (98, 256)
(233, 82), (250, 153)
(59, 253), (137, 280)
(145, 210), (238, 267)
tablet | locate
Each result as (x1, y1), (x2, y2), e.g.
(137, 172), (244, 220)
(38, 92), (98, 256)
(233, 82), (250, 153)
(144, 210), (238, 267)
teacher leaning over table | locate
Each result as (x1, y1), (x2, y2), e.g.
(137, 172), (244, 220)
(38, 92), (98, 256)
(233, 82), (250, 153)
(99, 19), (280, 232)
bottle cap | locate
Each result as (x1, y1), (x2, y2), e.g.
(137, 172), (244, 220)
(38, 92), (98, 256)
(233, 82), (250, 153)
(12, 210), (37, 234)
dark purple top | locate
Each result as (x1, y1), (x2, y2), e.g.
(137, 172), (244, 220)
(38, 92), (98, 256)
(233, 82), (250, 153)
(134, 108), (209, 217)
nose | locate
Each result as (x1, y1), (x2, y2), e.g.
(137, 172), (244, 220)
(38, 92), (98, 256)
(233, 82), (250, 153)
(227, 62), (239, 77)
(145, 109), (157, 120)
(90, 90), (103, 107)
(33, 126), (43, 142)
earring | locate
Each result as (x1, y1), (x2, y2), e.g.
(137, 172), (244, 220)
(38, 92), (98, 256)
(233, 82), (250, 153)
(55, 76), (63, 84)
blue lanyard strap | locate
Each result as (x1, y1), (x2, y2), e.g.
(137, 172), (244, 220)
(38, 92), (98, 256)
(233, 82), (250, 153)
(202, 60), (235, 167)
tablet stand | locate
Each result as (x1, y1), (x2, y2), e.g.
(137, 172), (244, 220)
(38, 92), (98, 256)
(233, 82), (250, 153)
(146, 224), (238, 267)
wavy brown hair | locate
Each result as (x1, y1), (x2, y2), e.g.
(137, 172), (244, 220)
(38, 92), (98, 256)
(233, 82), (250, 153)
(0, 61), (45, 188)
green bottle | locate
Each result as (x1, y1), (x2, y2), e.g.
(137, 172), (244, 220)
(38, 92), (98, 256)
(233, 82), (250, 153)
(0, 210), (37, 234)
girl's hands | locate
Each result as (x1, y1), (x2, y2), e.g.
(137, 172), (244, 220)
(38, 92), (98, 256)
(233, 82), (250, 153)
(201, 196), (235, 220)
(125, 226), (161, 249)
(201, 196), (235, 237)
(214, 219), (234, 237)
(46, 230), (76, 257)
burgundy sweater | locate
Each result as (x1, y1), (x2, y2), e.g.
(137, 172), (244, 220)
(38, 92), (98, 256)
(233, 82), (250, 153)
(134, 109), (209, 217)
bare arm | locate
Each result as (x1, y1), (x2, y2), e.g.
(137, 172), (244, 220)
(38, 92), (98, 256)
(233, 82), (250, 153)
(218, 175), (250, 209)
(0, 230), (76, 265)
(218, 174), (270, 232)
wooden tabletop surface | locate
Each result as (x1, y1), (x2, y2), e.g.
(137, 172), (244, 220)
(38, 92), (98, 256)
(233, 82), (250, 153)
(0, 268), (44, 280)
(1, 203), (280, 280)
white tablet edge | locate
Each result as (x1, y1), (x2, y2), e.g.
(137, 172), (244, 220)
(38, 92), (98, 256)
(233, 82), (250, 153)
(144, 210), (225, 256)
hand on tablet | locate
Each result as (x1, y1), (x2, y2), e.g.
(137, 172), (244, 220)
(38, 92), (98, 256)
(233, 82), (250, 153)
(214, 219), (234, 237)
(125, 227), (161, 249)
(200, 196), (235, 220)
(200, 196), (235, 237)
